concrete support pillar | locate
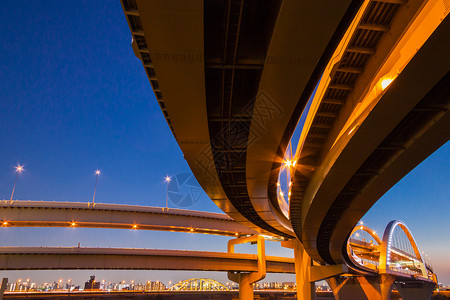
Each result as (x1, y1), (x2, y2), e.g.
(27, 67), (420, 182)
(327, 274), (395, 300)
(292, 240), (316, 300)
(0, 278), (7, 300)
(379, 274), (396, 300)
(394, 281), (436, 300)
(228, 272), (255, 300)
(227, 235), (266, 300)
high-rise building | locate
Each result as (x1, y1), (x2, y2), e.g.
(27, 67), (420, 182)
(84, 276), (100, 290)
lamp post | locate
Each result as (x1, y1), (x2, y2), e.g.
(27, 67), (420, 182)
(92, 170), (101, 204)
(10, 164), (24, 202)
(164, 176), (171, 211)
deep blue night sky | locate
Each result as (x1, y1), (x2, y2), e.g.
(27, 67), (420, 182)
(0, 0), (448, 286)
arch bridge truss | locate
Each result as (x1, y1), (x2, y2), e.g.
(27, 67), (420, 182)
(169, 278), (229, 291)
(347, 220), (436, 283)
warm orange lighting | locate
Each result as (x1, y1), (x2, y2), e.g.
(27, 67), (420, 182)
(284, 160), (292, 167)
(190, 228), (194, 232)
(293, 160), (297, 167)
(289, 181), (292, 187)
(2, 221), (7, 226)
(132, 224), (138, 229)
(71, 222), (76, 226)
(381, 78), (394, 90)
(235, 232), (239, 236)
(15, 165), (24, 173)
(276, 182), (280, 187)
(348, 123), (359, 136)
(165, 176), (171, 183)
(279, 191), (284, 197)
(95, 170), (101, 175)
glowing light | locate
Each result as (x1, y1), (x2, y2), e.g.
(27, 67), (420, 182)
(165, 176), (171, 183)
(235, 232), (239, 236)
(284, 160), (292, 167)
(132, 224), (138, 229)
(95, 170), (101, 175)
(279, 191), (284, 197)
(190, 228), (194, 232)
(359, 221), (364, 225)
(289, 181), (292, 187)
(2, 221), (7, 226)
(71, 222), (76, 226)
(293, 160), (297, 167)
(381, 78), (394, 90)
(276, 182), (280, 187)
(15, 165), (24, 173)
(348, 124), (358, 135)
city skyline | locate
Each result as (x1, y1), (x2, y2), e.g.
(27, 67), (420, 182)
(0, 0), (448, 287)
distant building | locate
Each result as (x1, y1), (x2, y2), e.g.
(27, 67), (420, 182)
(283, 282), (296, 290)
(146, 281), (166, 291)
(84, 276), (100, 290)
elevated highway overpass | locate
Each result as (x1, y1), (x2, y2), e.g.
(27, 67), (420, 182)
(1, 1), (444, 299)
(0, 200), (257, 237)
(121, 0), (449, 268)
(0, 247), (294, 273)
(121, 0), (448, 298)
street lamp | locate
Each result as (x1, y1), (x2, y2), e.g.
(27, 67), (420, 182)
(10, 164), (24, 202)
(92, 170), (101, 204)
(164, 176), (171, 211)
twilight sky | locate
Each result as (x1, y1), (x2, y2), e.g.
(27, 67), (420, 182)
(0, 0), (448, 287)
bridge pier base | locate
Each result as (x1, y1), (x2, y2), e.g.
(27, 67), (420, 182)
(327, 274), (395, 300)
(394, 281), (435, 300)
(292, 240), (316, 300)
(228, 272), (255, 300)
